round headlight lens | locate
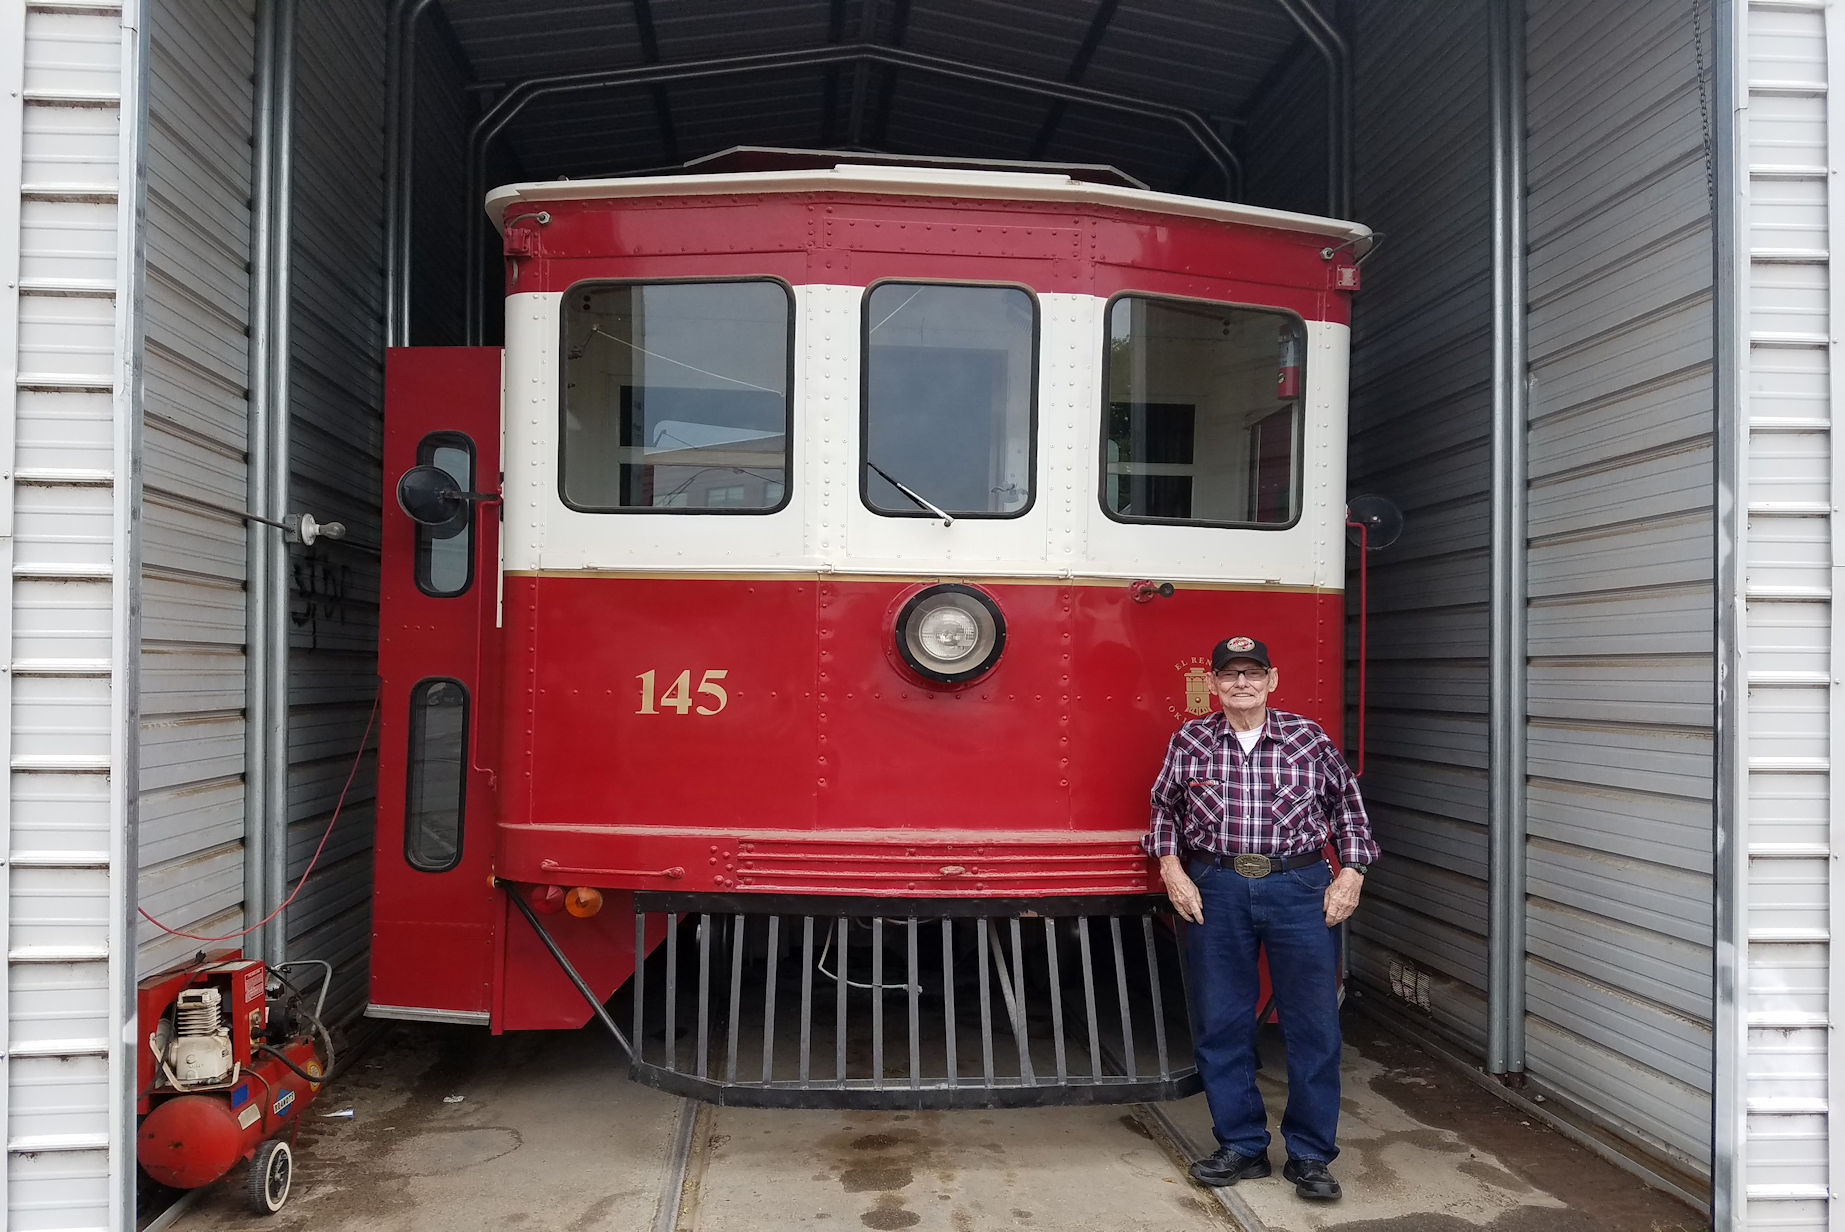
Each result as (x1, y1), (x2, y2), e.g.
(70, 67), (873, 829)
(895, 585), (1005, 682)
(915, 606), (981, 662)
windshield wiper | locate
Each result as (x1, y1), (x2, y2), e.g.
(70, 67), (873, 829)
(866, 461), (954, 527)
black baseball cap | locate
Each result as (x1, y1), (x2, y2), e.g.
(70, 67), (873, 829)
(1211, 636), (1273, 673)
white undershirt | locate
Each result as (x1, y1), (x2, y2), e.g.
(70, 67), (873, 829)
(1233, 726), (1261, 753)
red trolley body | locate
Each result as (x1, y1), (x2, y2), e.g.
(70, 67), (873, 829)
(371, 160), (1366, 1106)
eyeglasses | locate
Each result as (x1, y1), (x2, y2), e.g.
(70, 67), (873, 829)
(1214, 667), (1271, 682)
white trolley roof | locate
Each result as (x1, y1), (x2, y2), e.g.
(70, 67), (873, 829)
(486, 164), (1374, 253)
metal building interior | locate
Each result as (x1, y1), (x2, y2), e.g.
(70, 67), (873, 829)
(128, 0), (1729, 1220)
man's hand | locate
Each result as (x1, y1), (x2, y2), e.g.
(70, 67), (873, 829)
(1323, 866), (1364, 926)
(1159, 855), (1203, 924)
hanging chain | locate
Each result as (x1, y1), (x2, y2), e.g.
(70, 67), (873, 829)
(1692, 0), (1716, 213)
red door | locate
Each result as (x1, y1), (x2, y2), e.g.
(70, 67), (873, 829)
(370, 347), (503, 1020)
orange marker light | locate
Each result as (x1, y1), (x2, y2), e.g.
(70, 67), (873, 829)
(564, 886), (604, 918)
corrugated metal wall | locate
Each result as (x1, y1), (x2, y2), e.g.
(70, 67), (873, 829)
(282, 0), (388, 1021)
(1338, 0), (1498, 1055)
(137, 0), (255, 974)
(1522, 0), (1713, 1177)
(3, 0), (142, 1226)
(1734, 1), (1837, 1223)
(1257, 0), (1719, 1189)
(135, 0), (389, 1024)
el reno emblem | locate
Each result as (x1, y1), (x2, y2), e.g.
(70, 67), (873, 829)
(1169, 657), (1214, 719)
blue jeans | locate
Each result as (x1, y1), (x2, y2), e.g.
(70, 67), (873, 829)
(1184, 856), (1342, 1163)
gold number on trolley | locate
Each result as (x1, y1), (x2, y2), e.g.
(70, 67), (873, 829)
(636, 669), (729, 716)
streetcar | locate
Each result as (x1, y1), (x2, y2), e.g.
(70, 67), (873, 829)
(370, 150), (1370, 1108)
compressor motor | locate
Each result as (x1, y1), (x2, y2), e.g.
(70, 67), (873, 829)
(135, 951), (335, 1216)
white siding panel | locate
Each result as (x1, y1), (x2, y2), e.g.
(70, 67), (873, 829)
(1737, 1), (1843, 1222)
(3, 0), (137, 1225)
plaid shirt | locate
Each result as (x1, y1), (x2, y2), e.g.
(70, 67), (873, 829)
(1143, 709), (1379, 866)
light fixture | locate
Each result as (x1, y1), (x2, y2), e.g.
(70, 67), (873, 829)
(894, 584), (1005, 683)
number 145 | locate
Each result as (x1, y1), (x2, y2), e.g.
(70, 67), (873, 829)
(636, 669), (729, 715)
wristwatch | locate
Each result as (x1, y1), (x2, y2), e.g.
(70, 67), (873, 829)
(1345, 863), (1370, 876)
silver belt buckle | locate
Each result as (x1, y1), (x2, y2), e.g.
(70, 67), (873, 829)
(1231, 853), (1272, 878)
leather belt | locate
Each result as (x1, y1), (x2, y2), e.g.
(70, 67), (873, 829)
(1193, 850), (1324, 878)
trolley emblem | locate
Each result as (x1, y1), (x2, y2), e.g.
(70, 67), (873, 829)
(1172, 660), (1215, 718)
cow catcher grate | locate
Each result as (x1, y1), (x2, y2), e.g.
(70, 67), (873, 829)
(626, 893), (1200, 1109)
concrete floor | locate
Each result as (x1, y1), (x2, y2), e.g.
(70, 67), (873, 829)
(165, 1011), (1705, 1232)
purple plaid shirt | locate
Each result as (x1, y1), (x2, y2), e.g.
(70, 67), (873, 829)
(1143, 709), (1379, 866)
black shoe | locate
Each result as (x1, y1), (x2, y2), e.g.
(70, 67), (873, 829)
(1283, 1157), (1341, 1200)
(1188, 1147), (1271, 1187)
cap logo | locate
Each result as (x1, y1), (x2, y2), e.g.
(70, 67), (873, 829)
(1226, 636), (1256, 652)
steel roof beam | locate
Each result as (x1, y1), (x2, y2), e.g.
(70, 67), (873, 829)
(820, 0), (850, 146)
(844, 0), (882, 148)
(1028, 0), (1121, 161)
(1268, 0), (1351, 218)
(461, 43), (1247, 342)
(630, 0), (681, 166)
(868, 0), (911, 148)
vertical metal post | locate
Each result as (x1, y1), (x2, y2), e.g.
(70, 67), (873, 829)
(760, 916), (779, 1083)
(941, 919), (958, 1087)
(1709, 0), (1746, 1224)
(726, 915), (745, 1083)
(386, 0), (436, 347)
(695, 914), (712, 1078)
(633, 912), (648, 1064)
(245, 0), (278, 954)
(1486, 0), (1528, 1077)
(111, 5), (152, 1227)
(834, 917), (848, 1083)
(261, 0), (297, 971)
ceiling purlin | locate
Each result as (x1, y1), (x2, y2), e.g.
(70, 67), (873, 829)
(630, 0), (680, 164)
(867, 0), (912, 148)
(845, 0), (882, 148)
(1028, 0), (1122, 161)
(819, 0), (851, 145)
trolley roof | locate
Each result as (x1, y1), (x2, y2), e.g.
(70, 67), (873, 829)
(486, 162), (1373, 252)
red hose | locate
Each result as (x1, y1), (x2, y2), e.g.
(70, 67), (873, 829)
(1345, 519), (1368, 776)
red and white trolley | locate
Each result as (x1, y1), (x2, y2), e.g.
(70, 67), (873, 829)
(370, 154), (1369, 1108)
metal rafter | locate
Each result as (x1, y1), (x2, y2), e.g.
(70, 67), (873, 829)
(1268, 0), (1351, 218)
(845, 0), (882, 147)
(1028, 0), (1121, 161)
(461, 43), (1247, 342)
(820, 0), (850, 145)
(631, 0), (680, 165)
(868, 0), (911, 147)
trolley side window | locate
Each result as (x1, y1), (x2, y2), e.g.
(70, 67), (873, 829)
(414, 432), (476, 596)
(404, 678), (468, 873)
(1102, 296), (1305, 528)
(861, 282), (1037, 518)
(559, 279), (793, 513)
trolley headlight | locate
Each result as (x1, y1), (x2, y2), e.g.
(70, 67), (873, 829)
(895, 585), (1005, 682)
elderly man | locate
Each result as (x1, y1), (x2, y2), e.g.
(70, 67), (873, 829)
(1144, 635), (1379, 1201)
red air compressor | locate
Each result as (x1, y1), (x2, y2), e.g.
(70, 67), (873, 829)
(135, 951), (335, 1215)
